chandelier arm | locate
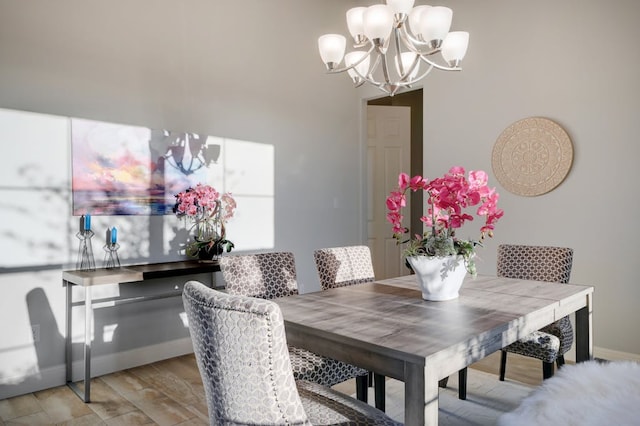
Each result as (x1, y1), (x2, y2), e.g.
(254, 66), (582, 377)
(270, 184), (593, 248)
(418, 54), (461, 72)
(349, 52), (386, 89)
(376, 86), (393, 96)
(398, 55), (421, 82)
(379, 51), (392, 85)
(398, 25), (439, 56)
(368, 53), (382, 80)
(398, 26), (460, 72)
(325, 44), (376, 74)
(396, 64), (434, 87)
(393, 27), (407, 77)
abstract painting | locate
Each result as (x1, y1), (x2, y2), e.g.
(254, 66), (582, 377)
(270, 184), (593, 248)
(72, 118), (220, 215)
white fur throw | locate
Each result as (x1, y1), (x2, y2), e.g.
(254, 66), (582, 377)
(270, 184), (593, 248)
(498, 360), (640, 426)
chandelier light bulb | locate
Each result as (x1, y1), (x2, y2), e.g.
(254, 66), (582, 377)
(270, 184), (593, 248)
(363, 4), (394, 44)
(345, 51), (371, 83)
(387, 0), (415, 19)
(318, 34), (347, 69)
(419, 6), (453, 48)
(408, 5), (431, 38)
(346, 7), (367, 44)
(396, 52), (419, 80)
(441, 31), (469, 67)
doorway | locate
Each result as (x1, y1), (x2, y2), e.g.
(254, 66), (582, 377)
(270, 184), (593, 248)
(367, 89), (423, 279)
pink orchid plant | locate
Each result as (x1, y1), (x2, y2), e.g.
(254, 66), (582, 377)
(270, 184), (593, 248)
(174, 183), (236, 257)
(386, 166), (504, 275)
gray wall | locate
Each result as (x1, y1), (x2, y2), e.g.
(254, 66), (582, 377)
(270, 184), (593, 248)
(1, 0), (639, 399)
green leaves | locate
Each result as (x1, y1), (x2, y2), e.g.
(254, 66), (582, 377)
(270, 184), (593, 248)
(400, 230), (480, 276)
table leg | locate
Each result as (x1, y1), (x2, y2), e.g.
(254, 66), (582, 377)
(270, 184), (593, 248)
(374, 373), (385, 411)
(423, 366), (439, 425)
(404, 362), (439, 425)
(404, 362), (424, 425)
(575, 292), (593, 362)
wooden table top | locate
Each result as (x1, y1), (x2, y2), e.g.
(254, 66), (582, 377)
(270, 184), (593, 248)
(275, 274), (593, 370)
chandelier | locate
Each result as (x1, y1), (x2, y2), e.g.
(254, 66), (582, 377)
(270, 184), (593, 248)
(317, 1), (469, 96)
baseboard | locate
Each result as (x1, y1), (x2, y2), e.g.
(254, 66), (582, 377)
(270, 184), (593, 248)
(593, 346), (640, 362)
(563, 345), (640, 363)
(0, 338), (194, 400)
(0, 367), (64, 400)
(78, 337), (194, 381)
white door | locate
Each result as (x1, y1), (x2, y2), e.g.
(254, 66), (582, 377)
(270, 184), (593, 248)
(367, 105), (411, 279)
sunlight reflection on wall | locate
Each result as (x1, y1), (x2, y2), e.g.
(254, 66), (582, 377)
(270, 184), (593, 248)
(0, 107), (275, 268)
(163, 136), (275, 253)
(0, 109), (70, 268)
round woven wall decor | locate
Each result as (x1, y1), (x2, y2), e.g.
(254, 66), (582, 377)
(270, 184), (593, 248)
(492, 117), (573, 197)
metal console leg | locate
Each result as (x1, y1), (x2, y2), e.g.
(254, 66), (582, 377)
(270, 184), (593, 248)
(82, 286), (92, 402)
(65, 283), (93, 402)
(65, 281), (72, 385)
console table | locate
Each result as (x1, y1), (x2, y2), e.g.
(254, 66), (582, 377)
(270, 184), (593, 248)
(63, 260), (220, 402)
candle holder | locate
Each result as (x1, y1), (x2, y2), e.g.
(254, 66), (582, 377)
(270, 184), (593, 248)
(76, 230), (96, 271)
(103, 242), (121, 269)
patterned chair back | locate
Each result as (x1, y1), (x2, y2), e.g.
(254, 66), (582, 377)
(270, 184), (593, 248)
(497, 244), (573, 283)
(497, 244), (575, 357)
(182, 280), (311, 425)
(314, 245), (375, 290)
(219, 252), (299, 299)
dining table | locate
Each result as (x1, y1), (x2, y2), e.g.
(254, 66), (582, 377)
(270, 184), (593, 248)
(274, 274), (593, 426)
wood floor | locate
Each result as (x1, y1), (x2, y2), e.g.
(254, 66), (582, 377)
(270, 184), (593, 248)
(0, 351), (547, 425)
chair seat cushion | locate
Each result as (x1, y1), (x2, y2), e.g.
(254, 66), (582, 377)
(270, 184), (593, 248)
(297, 380), (401, 425)
(540, 316), (574, 355)
(504, 331), (560, 363)
(289, 346), (369, 387)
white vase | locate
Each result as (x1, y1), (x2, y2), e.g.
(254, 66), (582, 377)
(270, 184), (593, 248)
(406, 255), (467, 301)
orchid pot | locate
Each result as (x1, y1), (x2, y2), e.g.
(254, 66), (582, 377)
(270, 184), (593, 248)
(407, 255), (467, 301)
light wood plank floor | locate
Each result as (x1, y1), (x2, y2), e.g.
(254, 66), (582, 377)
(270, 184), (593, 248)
(0, 351), (547, 425)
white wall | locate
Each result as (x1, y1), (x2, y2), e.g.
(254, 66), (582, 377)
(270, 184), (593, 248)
(0, 0), (364, 398)
(358, 0), (640, 360)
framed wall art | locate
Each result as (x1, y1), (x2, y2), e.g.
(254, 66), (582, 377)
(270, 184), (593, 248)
(71, 118), (221, 215)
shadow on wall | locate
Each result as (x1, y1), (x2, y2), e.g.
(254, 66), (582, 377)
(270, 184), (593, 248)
(0, 287), (65, 399)
(0, 280), (193, 400)
(27, 288), (66, 373)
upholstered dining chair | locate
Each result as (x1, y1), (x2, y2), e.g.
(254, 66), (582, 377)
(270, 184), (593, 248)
(219, 252), (370, 403)
(314, 245), (376, 290)
(182, 281), (401, 426)
(497, 244), (574, 380)
(313, 245), (386, 410)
